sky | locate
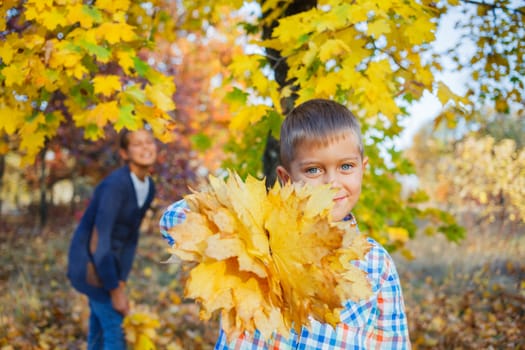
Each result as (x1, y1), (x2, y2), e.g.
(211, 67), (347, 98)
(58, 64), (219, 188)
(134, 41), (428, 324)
(396, 8), (471, 150)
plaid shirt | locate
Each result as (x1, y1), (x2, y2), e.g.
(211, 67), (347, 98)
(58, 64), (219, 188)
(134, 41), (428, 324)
(160, 200), (411, 349)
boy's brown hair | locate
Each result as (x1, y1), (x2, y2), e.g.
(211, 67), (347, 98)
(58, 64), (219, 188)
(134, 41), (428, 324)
(279, 99), (364, 169)
(119, 129), (133, 150)
(118, 126), (153, 150)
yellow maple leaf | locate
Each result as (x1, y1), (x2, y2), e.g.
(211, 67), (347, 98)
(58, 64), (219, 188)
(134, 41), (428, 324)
(134, 105), (176, 143)
(367, 18), (391, 37)
(404, 16), (436, 45)
(40, 8), (67, 30)
(25, 0), (52, 12)
(123, 311), (159, 350)
(386, 227), (410, 243)
(346, 5), (369, 22)
(97, 22), (137, 44)
(93, 75), (121, 97)
(167, 172), (372, 341)
(318, 39), (350, 62)
(2, 62), (27, 87)
(0, 106), (24, 133)
(96, 0), (130, 13)
(18, 117), (47, 162)
(314, 73), (338, 96)
(229, 105), (269, 131)
(87, 101), (120, 127)
(116, 49), (135, 74)
(436, 81), (455, 105)
(145, 84), (175, 112)
(66, 4), (94, 28)
(0, 41), (14, 64)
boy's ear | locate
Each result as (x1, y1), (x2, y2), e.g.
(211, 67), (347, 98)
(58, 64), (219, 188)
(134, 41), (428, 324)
(119, 148), (129, 161)
(276, 165), (291, 184)
(362, 156), (369, 169)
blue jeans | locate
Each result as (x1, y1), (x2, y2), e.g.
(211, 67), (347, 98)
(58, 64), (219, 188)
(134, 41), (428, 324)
(88, 299), (126, 350)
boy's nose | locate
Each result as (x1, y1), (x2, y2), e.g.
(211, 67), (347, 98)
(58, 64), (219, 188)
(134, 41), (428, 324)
(325, 172), (340, 187)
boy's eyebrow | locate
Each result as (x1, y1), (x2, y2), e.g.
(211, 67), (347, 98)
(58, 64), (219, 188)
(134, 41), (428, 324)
(297, 156), (361, 165)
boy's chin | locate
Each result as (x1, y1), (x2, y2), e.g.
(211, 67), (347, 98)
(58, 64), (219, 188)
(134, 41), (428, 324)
(331, 210), (348, 222)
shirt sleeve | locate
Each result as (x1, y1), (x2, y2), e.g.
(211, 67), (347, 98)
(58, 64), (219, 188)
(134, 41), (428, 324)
(159, 199), (189, 246)
(339, 238), (411, 349)
(92, 181), (124, 291)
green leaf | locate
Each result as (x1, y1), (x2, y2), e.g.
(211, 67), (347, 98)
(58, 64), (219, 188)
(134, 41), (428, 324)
(70, 79), (94, 107)
(225, 87), (248, 105)
(438, 223), (466, 243)
(116, 104), (138, 130)
(84, 123), (101, 140)
(123, 84), (146, 103)
(298, 33), (310, 44)
(133, 57), (150, 77)
(191, 133), (212, 151)
(263, 110), (283, 138)
(81, 54), (98, 73)
(241, 22), (259, 34)
(82, 5), (102, 23)
(78, 40), (111, 61)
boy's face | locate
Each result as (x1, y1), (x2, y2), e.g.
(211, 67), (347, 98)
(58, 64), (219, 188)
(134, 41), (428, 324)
(120, 129), (157, 168)
(276, 131), (368, 222)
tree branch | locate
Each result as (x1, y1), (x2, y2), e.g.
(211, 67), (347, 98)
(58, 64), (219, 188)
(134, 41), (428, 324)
(460, 0), (525, 16)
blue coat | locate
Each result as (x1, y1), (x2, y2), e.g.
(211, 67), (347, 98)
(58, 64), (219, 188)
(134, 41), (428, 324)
(67, 165), (155, 302)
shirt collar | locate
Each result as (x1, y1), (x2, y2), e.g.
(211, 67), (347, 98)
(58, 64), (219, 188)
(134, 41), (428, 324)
(343, 213), (357, 225)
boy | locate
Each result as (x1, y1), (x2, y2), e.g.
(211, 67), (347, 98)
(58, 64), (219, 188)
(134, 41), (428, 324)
(160, 99), (410, 349)
(68, 128), (157, 349)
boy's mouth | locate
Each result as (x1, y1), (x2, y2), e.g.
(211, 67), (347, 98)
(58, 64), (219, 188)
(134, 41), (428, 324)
(333, 195), (347, 202)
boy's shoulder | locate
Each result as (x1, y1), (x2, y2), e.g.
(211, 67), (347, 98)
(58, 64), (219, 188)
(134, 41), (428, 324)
(363, 236), (396, 263)
(99, 166), (129, 186)
(356, 236), (402, 290)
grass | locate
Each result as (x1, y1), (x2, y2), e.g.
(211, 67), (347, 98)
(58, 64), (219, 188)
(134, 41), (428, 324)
(0, 212), (523, 349)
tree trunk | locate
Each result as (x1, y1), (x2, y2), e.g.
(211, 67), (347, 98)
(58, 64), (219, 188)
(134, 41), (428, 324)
(261, 0), (317, 189)
(39, 145), (48, 228)
(0, 153), (5, 221)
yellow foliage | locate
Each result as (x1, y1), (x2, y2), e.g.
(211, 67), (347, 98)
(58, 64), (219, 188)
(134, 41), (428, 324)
(116, 49), (136, 74)
(93, 75), (122, 97)
(318, 39), (350, 62)
(1, 0), (177, 163)
(0, 106), (24, 134)
(219, 0), (452, 141)
(1, 62), (27, 87)
(40, 7), (68, 30)
(229, 105), (269, 132)
(97, 0), (131, 13)
(386, 227), (410, 243)
(88, 101), (120, 127)
(97, 22), (137, 44)
(437, 82), (455, 105)
(403, 14), (436, 45)
(367, 19), (391, 37)
(0, 41), (15, 64)
(123, 311), (160, 350)
(167, 173), (372, 341)
(66, 4), (97, 29)
(145, 84), (176, 112)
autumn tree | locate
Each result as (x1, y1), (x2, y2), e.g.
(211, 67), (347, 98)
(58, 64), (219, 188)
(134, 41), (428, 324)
(0, 0), (178, 163)
(436, 0), (524, 120)
(408, 109), (525, 234)
(0, 0), (182, 225)
(175, 0), (481, 249)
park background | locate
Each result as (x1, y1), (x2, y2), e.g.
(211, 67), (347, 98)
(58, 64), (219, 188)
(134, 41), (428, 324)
(0, 0), (523, 349)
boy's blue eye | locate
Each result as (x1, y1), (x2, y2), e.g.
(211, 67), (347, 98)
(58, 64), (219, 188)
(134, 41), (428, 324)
(305, 167), (320, 174)
(341, 163), (353, 170)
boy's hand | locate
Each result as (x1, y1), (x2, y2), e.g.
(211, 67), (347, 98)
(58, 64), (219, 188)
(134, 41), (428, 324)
(110, 281), (130, 316)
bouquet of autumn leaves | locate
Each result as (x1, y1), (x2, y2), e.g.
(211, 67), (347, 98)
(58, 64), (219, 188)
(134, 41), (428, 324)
(166, 172), (372, 341)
